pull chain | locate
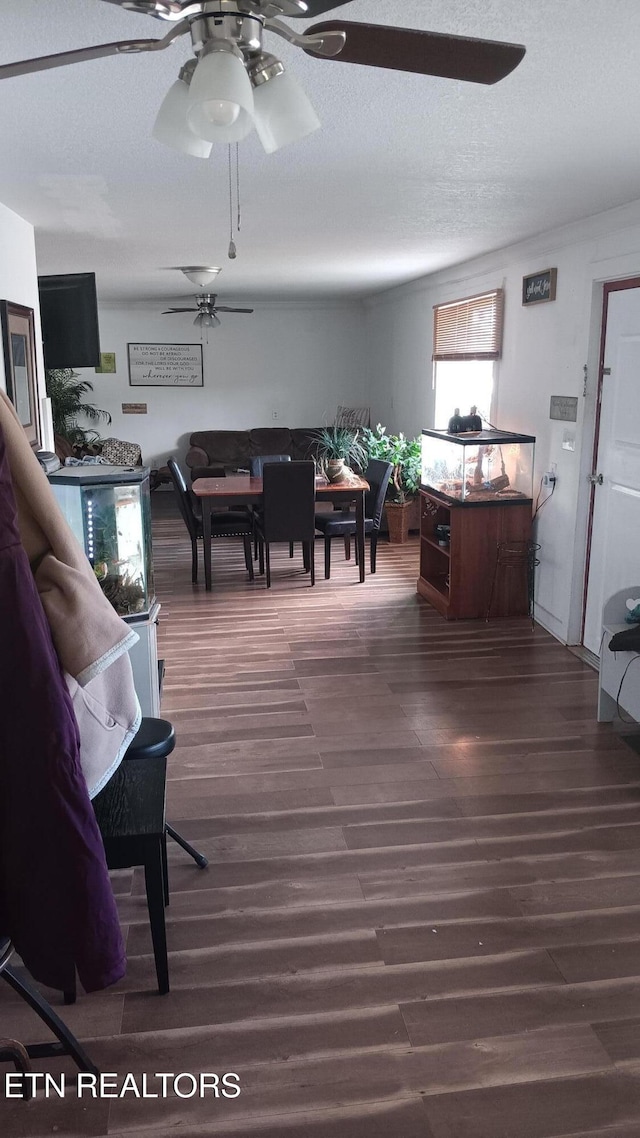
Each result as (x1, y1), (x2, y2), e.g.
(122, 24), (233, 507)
(228, 144), (240, 260)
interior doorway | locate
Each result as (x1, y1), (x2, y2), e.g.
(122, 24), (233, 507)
(582, 278), (640, 656)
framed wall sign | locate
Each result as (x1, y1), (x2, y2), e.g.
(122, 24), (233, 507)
(127, 342), (203, 387)
(550, 395), (578, 422)
(522, 268), (557, 305)
(0, 300), (41, 448)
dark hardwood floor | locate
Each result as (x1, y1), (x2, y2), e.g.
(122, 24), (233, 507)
(3, 492), (640, 1137)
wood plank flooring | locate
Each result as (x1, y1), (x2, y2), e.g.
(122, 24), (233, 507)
(3, 492), (640, 1137)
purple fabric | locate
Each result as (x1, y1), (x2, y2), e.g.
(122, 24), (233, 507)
(0, 424), (125, 992)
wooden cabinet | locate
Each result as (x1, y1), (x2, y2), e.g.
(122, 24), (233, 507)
(417, 489), (533, 619)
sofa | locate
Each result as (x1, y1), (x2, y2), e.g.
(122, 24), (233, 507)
(185, 427), (325, 481)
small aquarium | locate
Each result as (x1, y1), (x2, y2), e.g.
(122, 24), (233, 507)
(49, 465), (154, 617)
(421, 428), (536, 504)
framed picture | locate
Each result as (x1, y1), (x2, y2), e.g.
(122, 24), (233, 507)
(522, 268), (558, 305)
(127, 342), (203, 387)
(0, 300), (40, 448)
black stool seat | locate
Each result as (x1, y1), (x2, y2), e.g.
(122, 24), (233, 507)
(126, 718), (175, 761)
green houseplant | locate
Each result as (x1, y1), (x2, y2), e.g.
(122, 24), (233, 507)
(45, 368), (111, 455)
(312, 426), (368, 483)
(361, 424), (422, 542)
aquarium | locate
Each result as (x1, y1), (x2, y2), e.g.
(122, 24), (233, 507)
(421, 428), (536, 504)
(49, 465), (154, 617)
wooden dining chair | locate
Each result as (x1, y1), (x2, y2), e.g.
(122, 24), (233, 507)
(254, 461), (316, 587)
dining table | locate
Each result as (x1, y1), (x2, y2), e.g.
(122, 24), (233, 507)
(191, 473), (370, 591)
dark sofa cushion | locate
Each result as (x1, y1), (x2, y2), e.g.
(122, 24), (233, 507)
(249, 427), (293, 457)
(189, 430), (250, 467)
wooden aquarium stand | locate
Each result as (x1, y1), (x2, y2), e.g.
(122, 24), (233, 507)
(417, 489), (533, 620)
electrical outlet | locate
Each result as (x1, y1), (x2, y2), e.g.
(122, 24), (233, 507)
(272, 410), (278, 420)
(542, 471), (557, 486)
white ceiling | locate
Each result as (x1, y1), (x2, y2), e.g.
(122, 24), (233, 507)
(2, 0), (640, 305)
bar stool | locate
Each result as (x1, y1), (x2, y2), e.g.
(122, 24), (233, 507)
(486, 539), (541, 626)
(70, 719), (207, 1000)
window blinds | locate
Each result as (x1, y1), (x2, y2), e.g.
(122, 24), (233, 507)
(433, 289), (504, 361)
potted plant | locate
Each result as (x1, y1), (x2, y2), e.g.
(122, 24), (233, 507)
(45, 368), (111, 457)
(312, 426), (367, 483)
(361, 423), (421, 542)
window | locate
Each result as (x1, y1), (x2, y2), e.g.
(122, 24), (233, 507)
(432, 289), (504, 429)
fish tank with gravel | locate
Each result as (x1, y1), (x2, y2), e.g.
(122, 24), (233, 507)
(421, 428), (536, 504)
(49, 465), (154, 617)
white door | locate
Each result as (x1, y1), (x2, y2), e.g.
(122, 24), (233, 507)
(583, 285), (640, 655)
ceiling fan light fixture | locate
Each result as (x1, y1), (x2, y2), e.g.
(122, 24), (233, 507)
(186, 46), (255, 144)
(152, 76), (213, 158)
(195, 310), (221, 329)
(251, 61), (321, 155)
(180, 266), (222, 287)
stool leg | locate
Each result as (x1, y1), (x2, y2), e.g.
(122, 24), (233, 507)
(1, 966), (99, 1075)
(161, 831), (169, 907)
(144, 840), (170, 995)
(166, 822), (209, 868)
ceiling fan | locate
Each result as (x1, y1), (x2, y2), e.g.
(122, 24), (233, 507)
(0, 2), (526, 154)
(163, 292), (254, 327)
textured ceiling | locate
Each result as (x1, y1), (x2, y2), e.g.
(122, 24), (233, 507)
(1, 0), (640, 304)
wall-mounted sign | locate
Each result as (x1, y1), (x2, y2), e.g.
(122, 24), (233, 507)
(128, 342), (203, 387)
(550, 395), (578, 422)
(95, 352), (116, 374)
(122, 402), (148, 414)
(522, 268), (557, 306)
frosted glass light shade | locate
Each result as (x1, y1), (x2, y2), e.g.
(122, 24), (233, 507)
(152, 79), (213, 158)
(181, 267), (221, 287)
(187, 51), (255, 144)
(253, 69), (320, 154)
(195, 311), (221, 328)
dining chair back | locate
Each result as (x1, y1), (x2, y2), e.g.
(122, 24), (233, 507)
(364, 458), (394, 528)
(258, 461), (316, 586)
(249, 453), (291, 477)
(167, 457), (199, 542)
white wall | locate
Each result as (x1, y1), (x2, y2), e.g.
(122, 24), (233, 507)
(0, 201), (51, 447)
(80, 301), (368, 469)
(365, 197), (640, 644)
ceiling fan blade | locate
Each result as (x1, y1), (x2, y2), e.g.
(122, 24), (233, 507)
(289, 0), (354, 15)
(162, 307), (197, 313)
(0, 38), (171, 81)
(99, 0), (185, 16)
(215, 307), (255, 314)
(304, 22), (526, 85)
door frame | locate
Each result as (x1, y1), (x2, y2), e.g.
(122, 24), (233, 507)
(579, 275), (640, 647)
